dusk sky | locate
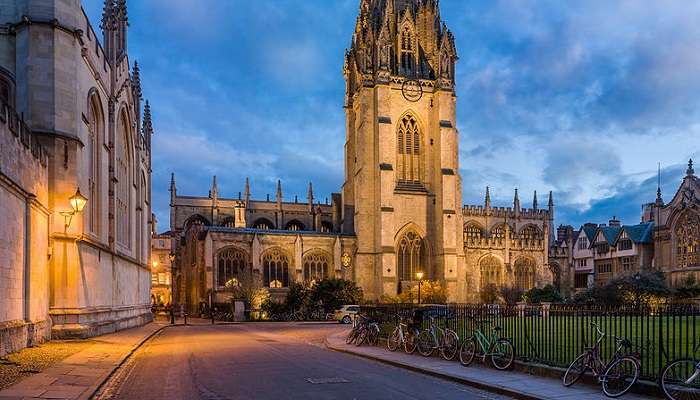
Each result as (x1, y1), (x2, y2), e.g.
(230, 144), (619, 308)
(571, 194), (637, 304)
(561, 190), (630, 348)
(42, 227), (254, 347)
(84, 0), (700, 231)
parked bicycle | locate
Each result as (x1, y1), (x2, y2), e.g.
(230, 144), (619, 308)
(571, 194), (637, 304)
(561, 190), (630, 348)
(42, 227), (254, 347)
(386, 314), (421, 354)
(563, 322), (640, 398)
(660, 343), (700, 400)
(345, 314), (379, 346)
(458, 317), (514, 370)
(416, 315), (459, 360)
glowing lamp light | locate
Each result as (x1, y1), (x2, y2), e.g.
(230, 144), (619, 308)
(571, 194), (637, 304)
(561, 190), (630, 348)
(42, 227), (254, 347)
(169, 252), (176, 262)
(416, 271), (424, 281)
(69, 188), (88, 213)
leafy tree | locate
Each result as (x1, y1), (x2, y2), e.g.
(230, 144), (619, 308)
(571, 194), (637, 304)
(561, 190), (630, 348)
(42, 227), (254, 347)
(480, 283), (500, 304)
(285, 282), (310, 312)
(394, 280), (448, 304)
(308, 279), (364, 312)
(523, 284), (563, 304)
(672, 274), (700, 301)
(227, 268), (269, 310)
(499, 285), (524, 306)
(571, 271), (670, 307)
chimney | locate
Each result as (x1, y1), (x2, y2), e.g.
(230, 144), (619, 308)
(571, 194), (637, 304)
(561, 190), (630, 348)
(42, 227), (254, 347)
(609, 216), (621, 227)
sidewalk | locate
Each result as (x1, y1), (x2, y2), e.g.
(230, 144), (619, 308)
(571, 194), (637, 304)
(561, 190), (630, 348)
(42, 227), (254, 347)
(325, 331), (659, 400)
(0, 322), (164, 400)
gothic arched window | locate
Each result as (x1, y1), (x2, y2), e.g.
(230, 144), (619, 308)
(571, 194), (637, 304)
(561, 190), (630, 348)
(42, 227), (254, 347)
(514, 257), (536, 291)
(263, 249), (289, 288)
(220, 216), (235, 228)
(217, 248), (248, 287)
(520, 225), (542, 247)
(86, 93), (102, 235)
(303, 251), (330, 283)
(675, 212), (700, 268)
(400, 26), (415, 74)
(253, 218), (275, 230)
(397, 114), (421, 183)
(491, 224), (506, 244)
(480, 255), (502, 289)
(397, 231), (428, 282)
(320, 221), (334, 233)
(464, 222), (483, 246)
(285, 220), (305, 231)
(184, 214), (209, 231)
(116, 110), (131, 247)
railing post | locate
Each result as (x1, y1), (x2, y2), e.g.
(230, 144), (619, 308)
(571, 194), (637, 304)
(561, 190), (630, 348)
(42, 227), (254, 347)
(517, 301), (526, 318)
(541, 302), (551, 318)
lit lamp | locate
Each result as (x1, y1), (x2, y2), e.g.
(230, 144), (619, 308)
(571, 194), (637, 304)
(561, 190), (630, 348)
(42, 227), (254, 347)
(168, 252), (176, 325)
(60, 188), (88, 233)
(416, 271), (424, 305)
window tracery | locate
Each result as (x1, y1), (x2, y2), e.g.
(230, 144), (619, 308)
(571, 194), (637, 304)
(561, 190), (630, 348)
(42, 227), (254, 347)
(116, 111), (130, 247)
(303, 251), (330, 283)
(263, 249), (289, 288)
(217, 248), (248, 287)
(397, 231), (427, 282)
(480, 255), (502, 289)
(676, 212), (700, 268)
(514, 258), (535, 291)
(397, 114), (421, 182)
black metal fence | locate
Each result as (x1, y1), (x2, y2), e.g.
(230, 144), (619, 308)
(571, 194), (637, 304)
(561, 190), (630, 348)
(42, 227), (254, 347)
(360, 303), (700, 382)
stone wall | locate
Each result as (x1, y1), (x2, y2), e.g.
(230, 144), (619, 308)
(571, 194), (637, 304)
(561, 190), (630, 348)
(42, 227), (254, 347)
(0, 102), (51, 356)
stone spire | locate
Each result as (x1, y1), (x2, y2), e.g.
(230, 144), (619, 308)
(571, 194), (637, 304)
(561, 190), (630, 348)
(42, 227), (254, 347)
(533, 190), (538, 210)
(142, 100), (152, 149)
(548, 190), (554, 211)
(211, 176), (218, 202)
(688, 159), (695, 176)
(101, 0), (116, 31)
(513, 188), (520, 210)
(115, 0), (128, 55)
(169, 173), (176, 204)
(484, 186), (491, 209)
(244, 177), (251, 206)
(276, 179), (283, 205)
(656, 163), (664, 206)
(307, 182), (314, 212)
(132, 61), (142, 111)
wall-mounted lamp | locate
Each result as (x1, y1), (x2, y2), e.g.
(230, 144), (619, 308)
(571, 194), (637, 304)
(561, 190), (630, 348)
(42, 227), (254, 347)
(60, 187), (87, 233)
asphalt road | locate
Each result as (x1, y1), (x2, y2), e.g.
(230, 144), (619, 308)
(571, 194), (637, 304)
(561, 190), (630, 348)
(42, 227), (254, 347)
(96, 322), (513, 400)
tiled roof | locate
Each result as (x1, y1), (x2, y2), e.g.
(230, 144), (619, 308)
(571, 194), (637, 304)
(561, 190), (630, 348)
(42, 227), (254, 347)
(622, 222), (654, 244)
(599, 226), (622, 245)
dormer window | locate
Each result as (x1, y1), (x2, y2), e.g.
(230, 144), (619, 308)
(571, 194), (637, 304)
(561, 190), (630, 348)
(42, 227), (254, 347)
(618, 239), (632, 251)
(578, 237), (588, 250)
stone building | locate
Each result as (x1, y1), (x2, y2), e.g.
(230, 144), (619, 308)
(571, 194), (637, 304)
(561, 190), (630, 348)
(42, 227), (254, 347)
(0, 0), (153, 354)
(170, 0), (554, 306)
(151, 221), (172, 306)
(589, 219), (654, 286)
(642, 160), (700, 285)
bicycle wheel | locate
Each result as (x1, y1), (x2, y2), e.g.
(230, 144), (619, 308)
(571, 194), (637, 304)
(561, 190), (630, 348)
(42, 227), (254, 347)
(387, 327), (401, 351)
(440, 330), (459, 361)
(490, 338), (514, 370)
(563, 352), (589, 387)
(404, 330), (418, 354)
(416, 330), (435, 357)
(661, 359), (700, 400)
(602, 356), (639, 398)
(355, 329), (367, 346)
(459, 337), (477, 366)
(346, 328), (358, 345)
(367, 325), (380, 346)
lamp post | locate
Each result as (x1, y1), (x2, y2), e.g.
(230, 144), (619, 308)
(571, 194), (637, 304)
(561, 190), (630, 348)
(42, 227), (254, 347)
(60, 188), (88, 233)
(169, 252), (176, 324)
(416, 271), (424, 304)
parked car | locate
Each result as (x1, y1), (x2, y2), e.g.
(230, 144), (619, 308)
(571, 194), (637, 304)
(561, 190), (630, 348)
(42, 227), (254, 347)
(335, 305), (360, 324)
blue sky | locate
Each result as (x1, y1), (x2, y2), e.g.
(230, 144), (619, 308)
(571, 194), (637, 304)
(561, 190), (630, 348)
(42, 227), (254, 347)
(84, 0), (700, 231)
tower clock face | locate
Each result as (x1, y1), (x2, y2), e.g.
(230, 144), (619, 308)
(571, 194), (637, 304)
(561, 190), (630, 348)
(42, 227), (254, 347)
(401, 79), (423, 102)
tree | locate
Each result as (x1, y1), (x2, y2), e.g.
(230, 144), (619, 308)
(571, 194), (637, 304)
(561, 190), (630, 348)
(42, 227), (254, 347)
(672, 274), (700, 301)
(571, 271), (670, 307)
(308, 279), (364, 312)
(284, 282), (310, 312)
(499, 285), (524, 306)
(523, 284), (563, 304)
(480, 283), (500, 304)
(227, 268), (269, 311)
(394, 280), (448, 304)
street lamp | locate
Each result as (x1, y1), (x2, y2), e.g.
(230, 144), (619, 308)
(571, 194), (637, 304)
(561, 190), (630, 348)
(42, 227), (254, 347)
(169, 252), (175, 324)
(60, 188), (88, 233)
(416, 271), (424, 304)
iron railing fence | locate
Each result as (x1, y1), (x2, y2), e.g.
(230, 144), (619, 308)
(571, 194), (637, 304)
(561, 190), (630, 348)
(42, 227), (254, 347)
(360, 303), (700, 382)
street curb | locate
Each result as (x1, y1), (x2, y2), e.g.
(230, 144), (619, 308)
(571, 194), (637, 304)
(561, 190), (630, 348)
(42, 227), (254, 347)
(85, 323), (175, 400)
(324, 335), (544, 400)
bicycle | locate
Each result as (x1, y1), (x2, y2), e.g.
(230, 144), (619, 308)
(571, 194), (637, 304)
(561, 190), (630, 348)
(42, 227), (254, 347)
(660, 343), (700, 400)
(458, 318), (514, 370)
(386, 314), (421, 354)
(416, 315), (459, 360)
(563, 322), (640, 398)
(345, 315), (378, 346)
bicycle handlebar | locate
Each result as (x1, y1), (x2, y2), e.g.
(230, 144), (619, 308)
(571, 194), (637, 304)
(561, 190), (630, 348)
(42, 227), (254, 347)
(590, 322), (605, 346)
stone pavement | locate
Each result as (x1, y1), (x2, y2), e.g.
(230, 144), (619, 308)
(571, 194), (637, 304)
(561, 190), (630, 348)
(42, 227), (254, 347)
(0, 323), (164, 400)
(325, 331), (660, 400)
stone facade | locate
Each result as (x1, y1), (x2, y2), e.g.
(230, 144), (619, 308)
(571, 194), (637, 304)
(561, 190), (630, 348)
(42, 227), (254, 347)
(643, 160), (700, 285)
(171, 0), (554, 305)
(0, 100), (51, 356)
(0, 0), (153, 351)
(151, 226), (173, 306)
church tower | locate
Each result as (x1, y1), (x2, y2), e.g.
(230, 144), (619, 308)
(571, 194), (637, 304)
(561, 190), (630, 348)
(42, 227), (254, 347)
(342, 0), (461, 299)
